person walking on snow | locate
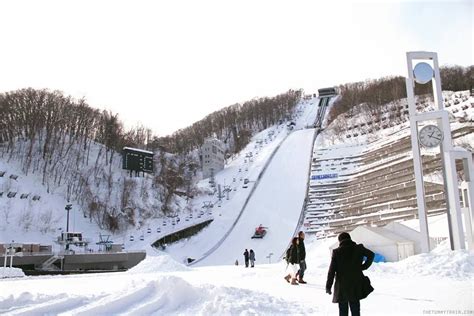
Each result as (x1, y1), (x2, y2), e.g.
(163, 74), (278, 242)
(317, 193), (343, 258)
(249, 249), (256, 267)
(326, 232), (375, 316)
(296, 231), (307, 284)
(284, 237), (300, 285)
(243, 249), (249, 268)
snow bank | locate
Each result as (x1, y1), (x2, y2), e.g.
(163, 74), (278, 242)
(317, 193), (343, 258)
(0, 292), (88, 315)
(198, 283), (301, 315)
(370, 241), (474, 280)
(128, 252), (190, 274)
(306, 236), (474, 281)
(0, 275), (302, 315)
(0, 267), (25, 278)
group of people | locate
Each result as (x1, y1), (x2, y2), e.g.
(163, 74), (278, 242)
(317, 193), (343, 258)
(237, 230), (374, 315)
(284, 230), (307, 285)
(242, 249), (255, 267)
(284, 230), (375, 316)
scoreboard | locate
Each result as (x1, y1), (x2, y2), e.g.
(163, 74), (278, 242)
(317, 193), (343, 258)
(122, 147), (154, 174)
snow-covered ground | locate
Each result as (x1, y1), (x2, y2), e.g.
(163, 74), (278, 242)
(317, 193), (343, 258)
(1, 230), (472, 315)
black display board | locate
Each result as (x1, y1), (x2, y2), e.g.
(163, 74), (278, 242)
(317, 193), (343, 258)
(122, 147), (154, 175)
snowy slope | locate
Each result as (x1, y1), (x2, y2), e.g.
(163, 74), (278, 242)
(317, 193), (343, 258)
(0, 158), (101, 246)
(162, 97), (320, 264)
(197, 128), (315, 266)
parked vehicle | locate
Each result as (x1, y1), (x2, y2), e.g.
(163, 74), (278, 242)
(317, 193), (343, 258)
(251, 225), (268, 239)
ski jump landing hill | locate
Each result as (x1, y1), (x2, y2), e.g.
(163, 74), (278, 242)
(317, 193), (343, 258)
(193, 96), (334, 267)
(196, 128), (315, 266)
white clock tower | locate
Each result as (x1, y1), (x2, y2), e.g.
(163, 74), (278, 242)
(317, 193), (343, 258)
(406, 51), (474, 252)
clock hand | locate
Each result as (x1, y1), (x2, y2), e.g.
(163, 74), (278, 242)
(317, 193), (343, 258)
(431, 136), (441, 141)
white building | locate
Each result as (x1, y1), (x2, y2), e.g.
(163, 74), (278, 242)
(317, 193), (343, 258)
(329, 222), (441, 262)
(201, 137), (225, 179)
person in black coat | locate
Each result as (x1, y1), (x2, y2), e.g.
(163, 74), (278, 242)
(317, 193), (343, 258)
(296, 231), (307, 284)
(243, 249), (249, 268)
(326, 232), (374, 316)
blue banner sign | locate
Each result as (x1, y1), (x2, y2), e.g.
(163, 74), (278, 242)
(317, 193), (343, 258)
(311, 174), (338, 180)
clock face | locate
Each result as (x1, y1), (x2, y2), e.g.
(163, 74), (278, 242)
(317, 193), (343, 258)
(418, 125), (443, 148)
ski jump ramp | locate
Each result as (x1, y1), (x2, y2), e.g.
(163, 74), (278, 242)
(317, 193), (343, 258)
(196, 128), (315, 266)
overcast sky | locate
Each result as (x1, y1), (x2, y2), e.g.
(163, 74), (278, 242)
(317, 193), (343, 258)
(0, 0), (472, 136)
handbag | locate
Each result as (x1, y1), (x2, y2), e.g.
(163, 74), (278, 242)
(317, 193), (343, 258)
(353, 244), (374, 299)
(360, 275), (374, 299)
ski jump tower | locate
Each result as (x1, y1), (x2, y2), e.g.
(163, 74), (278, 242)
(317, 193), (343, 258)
(406, 51), (474, 252)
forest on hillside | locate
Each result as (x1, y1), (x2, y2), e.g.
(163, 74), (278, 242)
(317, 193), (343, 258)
(0, 88), (170, 231)
(327, 65), (473, 124)
(154, 90), (302, 154)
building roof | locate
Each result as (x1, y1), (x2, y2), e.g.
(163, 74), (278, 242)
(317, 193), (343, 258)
(330, 225), (414, 249)
(360, 226), (412, 243)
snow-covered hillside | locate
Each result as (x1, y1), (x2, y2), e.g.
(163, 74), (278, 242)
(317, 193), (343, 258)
(0, 140), (188, 249)
(0, 96), (319, 254)
(163, 97), (320, 265)
(195, 128), (315, 266)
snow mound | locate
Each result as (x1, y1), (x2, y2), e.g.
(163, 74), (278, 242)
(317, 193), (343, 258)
(0, 292), (43, 313)
(199, 284), (307, 315)
(63, 277), (198, 315)
(128, 252), (190, 274)
(0, 292), (88, 315)
(370, 241), (474, 280)
(0, 267), (25, 279)
(54, 276), (304, 315)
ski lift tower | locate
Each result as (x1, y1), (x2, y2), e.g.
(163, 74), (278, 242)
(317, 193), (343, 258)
(406, 51), (474, 252)
(202, 201), (214, 213)
(96, 234), (114, 252)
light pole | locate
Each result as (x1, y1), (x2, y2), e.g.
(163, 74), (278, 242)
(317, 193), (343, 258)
(65, 204), (72, 233)
(266, 252), (274, 264)
(65, 204), (72, 250)
(9, 243), (13, 268)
